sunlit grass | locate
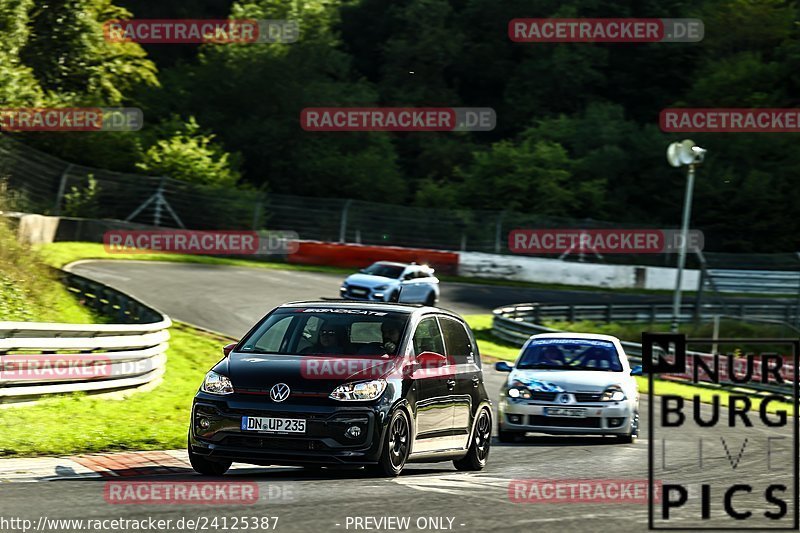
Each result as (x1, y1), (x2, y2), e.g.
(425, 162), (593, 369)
(0, 323), (228, 457)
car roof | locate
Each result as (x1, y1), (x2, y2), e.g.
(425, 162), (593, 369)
(279, 300), (462, 319)
(372, 261), (410, 267)
(528, 332), (623, 343)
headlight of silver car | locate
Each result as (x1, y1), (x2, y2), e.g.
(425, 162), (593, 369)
(507, 380), (532, 399)
(330, 379), (387, 401)
(600, 385), (626, 402)
(201, 371), (234, 395)
(374, 284), (389, 291)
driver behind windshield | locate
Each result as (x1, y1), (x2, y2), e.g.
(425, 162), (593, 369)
(539, 345), (565, 366)
(312, 323), (346, 354)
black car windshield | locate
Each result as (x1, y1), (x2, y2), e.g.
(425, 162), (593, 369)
(361, 263), (405, 279)
(517, 339), (623, 371)
(238, 308), (410, 356)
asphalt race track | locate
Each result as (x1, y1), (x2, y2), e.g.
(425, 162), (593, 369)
(5, 260), (790, 532)
(67, 260), (787, 339)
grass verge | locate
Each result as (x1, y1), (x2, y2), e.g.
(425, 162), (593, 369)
(38, 242), (352, 275)
(0, 219), (100, 323)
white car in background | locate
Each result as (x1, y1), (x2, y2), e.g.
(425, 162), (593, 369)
(496, 333), (641, 443)
(340, 261), (440, 305)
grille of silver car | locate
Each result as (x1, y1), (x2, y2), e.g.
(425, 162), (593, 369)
(573, 392), (603, 402)
(346, 285), (371, 298)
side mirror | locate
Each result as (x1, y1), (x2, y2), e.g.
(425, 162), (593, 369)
(630, 365), (643, 376)
(495, 361), (513, 372)
(222, 343), (237, 357)
(416, 351), (448, 368)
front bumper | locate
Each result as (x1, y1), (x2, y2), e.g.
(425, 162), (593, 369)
(498, 397), (635, 435)
(189, 394), (391, 466)
(340, 286), (389, 301)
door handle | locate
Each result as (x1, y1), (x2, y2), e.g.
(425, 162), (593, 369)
(446, 379), (456, 390)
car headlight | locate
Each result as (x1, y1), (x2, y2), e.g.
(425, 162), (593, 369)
(507, 380), (532, 399)
(201, 371), (234, 395)
(373, 284), (389, 291)
(600, 385), (626, 402)
(330, 379), (387, 401)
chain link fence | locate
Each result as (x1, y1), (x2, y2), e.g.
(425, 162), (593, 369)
(2, 135), (799, 271)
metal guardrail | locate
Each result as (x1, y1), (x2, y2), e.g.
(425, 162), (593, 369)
(491, 303), (794, 397)
(0, 270), (171, 404)
(501, 301), (800, 326)
(707, 269), (800, 295)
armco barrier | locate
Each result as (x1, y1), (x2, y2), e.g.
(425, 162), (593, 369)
(492, 303), (794, 396)
(287, 241), (459, 274)
(0, 269), (171, 404)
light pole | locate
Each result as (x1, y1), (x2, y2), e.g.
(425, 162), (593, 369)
(667, 140), (706, 333)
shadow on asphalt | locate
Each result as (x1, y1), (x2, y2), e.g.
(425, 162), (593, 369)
(59, 464), (468, 482)
(493, 435), (628, 447)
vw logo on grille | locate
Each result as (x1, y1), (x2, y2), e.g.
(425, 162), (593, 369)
(558, 393), (571, 404)
(269, 383), (291, 402)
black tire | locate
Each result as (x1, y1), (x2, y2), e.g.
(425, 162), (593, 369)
(616, 410), (639, 444)
(368, 409), (410, 477)
(497, 428), (519, 443)
(424, 291), (436, 306)
(389, 290), (400, 302)
(454, 409), (492, 471)
(188, 439), (232, 476)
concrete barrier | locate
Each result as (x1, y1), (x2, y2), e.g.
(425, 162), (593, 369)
(287, 241), (460, 274)
(458, 252), (700, 291)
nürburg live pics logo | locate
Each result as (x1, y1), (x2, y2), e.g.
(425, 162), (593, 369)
(644, 332), (799, 530)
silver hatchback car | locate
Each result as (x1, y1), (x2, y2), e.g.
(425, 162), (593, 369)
(496, 333), (641, 443)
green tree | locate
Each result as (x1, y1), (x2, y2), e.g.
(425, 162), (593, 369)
(0, 0), (43, 106)
(19, 0), (157, 105)
(137, 118), (241, 187)
(457, 139), (577, 214)
(147, 0), (405, 198)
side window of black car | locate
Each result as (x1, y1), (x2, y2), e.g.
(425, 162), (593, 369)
(439, 317), (475, 365)
(412, 317), (445, 356)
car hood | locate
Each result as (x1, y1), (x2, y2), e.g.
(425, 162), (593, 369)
(215, 353), (403, 392)
(508, 368), (625, 392)
(344, 273), (399, 287)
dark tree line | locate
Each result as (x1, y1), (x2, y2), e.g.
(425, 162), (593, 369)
(1, 0), (799, 251)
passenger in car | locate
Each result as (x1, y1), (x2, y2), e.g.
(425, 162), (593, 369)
(380, 320), (403, 355)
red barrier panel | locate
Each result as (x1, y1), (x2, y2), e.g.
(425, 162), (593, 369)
(287, 241), (459, 274)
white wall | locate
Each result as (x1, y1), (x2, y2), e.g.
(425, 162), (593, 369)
(3, 213), (60, 245)
(457, 252), (700, 291)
